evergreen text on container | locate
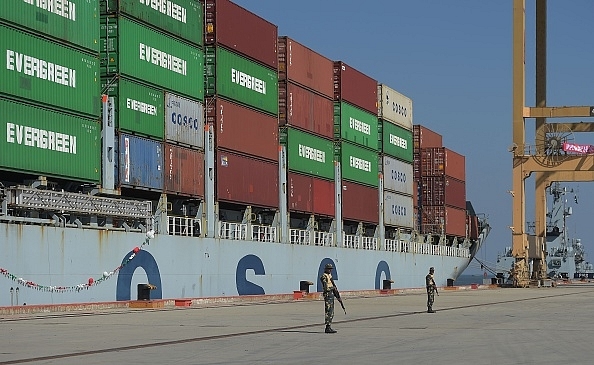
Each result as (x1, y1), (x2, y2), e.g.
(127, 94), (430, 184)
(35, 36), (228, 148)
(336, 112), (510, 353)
(6, 50), (76, 88)
(23, 0), (76, 21)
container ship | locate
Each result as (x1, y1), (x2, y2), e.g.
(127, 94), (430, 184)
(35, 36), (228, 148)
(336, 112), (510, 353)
(0, 0), (490, 306)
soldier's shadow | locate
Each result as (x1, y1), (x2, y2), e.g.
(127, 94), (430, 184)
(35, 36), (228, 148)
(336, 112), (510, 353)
(278, 330), (323, 334)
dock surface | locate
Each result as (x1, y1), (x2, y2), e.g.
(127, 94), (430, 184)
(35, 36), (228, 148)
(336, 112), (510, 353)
(1, 284), (593, 365)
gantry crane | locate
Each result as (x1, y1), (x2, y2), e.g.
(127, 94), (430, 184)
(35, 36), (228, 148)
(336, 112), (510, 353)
(511, 0), (594, 287)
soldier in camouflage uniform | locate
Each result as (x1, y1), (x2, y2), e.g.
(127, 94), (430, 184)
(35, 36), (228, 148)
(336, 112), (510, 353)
(320, 263), (337, 333)
(426, 267), (437, 313)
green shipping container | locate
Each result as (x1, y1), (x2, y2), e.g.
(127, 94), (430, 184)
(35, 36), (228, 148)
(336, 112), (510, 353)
(101, 16), (204, 100)
(101, 0), (203, 46)
(380, 120), (413, 163)
(1, 0), (100, 53)
(334, 101), (379, 151)
(0, 98), (101, 183)
(281, 128), (334, 180)
(102, 77), (165, 139)
(1, 26), (101, 117)
(337, 141), (379, 187)
(205, 47), (278, 115)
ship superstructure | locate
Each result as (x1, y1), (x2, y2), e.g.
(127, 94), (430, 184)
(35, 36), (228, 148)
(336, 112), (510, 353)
(496, 183), (593, 281)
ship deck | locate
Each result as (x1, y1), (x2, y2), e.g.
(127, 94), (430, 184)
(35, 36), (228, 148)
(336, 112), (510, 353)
(2, 282), (594, 364)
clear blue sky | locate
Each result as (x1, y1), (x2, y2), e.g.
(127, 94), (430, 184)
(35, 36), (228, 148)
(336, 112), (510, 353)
(233, 1), (594, 274)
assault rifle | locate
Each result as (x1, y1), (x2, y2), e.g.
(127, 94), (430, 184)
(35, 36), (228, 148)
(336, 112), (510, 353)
(331, 279), (346, 314)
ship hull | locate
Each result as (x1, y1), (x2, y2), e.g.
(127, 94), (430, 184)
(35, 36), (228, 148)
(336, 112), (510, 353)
(0, 223), (472, 306)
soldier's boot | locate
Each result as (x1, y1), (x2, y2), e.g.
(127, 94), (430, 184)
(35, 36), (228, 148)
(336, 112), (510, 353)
(427, 307), (436, 313)
(325, 325), (337, 333)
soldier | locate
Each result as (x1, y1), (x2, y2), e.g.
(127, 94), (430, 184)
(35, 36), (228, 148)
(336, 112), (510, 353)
(426, 267), (437, 313)
(320, 263), (337, 333)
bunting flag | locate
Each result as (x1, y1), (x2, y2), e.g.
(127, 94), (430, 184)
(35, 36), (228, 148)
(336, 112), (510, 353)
(0, 231), (155, 293)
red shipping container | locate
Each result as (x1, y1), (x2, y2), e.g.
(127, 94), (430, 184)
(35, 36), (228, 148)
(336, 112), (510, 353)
(288, 172), (335, 217)
(341, 181), (379, 224)
(206, 97), (279, 162)
(420, 176), (466, 209)
(278, 37), (334, 99)
(313, 176), (335, 217)
(420, 147), (465, 182)
(333, 61), (377, 115)
(413, 125), (443, 150)
(288, 172), (313, 213)
(205, 0), (278, 68)
(420, 205), (466, 237)
(164, 144), (205, 198)
(279, 82), (334, 139)
(216, 150), (279, 208)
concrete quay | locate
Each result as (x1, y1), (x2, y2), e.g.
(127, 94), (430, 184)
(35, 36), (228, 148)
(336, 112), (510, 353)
(1, 283), (593, 365)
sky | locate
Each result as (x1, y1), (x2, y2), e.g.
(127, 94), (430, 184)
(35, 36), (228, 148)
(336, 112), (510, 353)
(232, 0), (594, 274)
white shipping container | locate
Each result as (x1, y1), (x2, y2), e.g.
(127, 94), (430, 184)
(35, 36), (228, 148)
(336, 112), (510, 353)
(382, 155), (413, 195)
(383, 191), (414, 228)
(377, 84), (413, 130)
(165, 93), (205, 149)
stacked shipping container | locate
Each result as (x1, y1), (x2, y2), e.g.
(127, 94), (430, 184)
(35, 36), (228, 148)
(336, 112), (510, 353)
(413, 125), (441, 213)
(413, 125), (443, 181)
(0, 0), (102, 183)
(378, 84), (415, 231)
(0, 0), (481, 244)
(279, 129), (335, 215)
(204, 0), (279, 208)
(101, 0), (205, 197)
(3, 0), (100, 52)
(413, 125), (467, 237)
(0, 99), (101, 183)
(333, 62), (379, 224)
(278, 37), (335, 217)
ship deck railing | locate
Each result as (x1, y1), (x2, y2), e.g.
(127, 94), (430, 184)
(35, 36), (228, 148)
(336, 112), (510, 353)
(168, 216), (201, 237)
(219, 222), (249, 240)
(185, 222), (470, 258)
(384, 239), (470, 258)
(251, 224), (277, 243)
(289, 229), (334, 246)
(217, 221), (278, 242)
(343, 234), (378, 250)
